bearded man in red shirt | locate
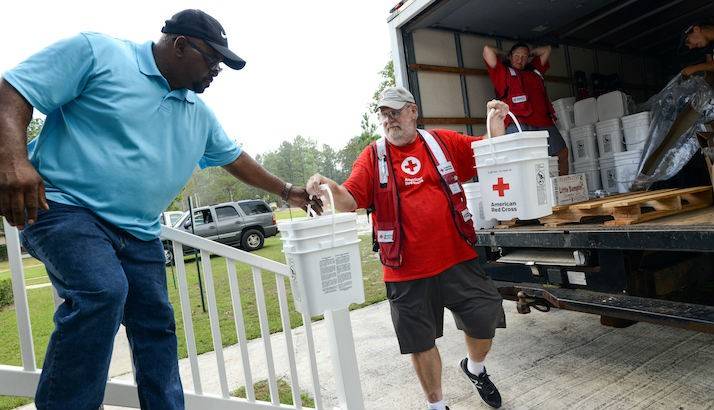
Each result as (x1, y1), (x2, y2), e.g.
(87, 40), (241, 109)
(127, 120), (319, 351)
(306, 87), (509, 410)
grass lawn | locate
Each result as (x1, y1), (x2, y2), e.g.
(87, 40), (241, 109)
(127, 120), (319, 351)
(273, 208), (366, 221)
(273, 208), (307, 220)
(0, 234), (384, 409)
(232, 378), (315, 407)
(0, 258), (49, 286)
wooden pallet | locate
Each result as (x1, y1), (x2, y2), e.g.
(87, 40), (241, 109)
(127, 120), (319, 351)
(495, 218), (540, 229)
(538, 186), (713, 227)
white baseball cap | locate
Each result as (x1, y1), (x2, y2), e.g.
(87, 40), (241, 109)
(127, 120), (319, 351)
(377, 86), (416, 110)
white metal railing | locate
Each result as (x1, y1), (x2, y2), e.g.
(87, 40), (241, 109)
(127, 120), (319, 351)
(0, 219), (364, 409)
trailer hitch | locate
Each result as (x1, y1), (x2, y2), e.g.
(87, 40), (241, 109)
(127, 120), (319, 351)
(516, 291), (551, 314)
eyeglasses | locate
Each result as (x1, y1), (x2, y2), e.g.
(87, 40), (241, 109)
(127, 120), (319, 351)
(185, 38), (223, 71)
(377, 104), (411, 122)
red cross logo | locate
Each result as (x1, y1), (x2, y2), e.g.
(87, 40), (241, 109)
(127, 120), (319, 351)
(492, 177), (510, 197)
(401, 156), (421, 175)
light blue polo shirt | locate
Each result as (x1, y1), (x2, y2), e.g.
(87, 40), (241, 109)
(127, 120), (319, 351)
(3, 32), (241, 240)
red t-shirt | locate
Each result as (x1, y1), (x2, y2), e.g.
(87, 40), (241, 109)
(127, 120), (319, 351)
(343, 129), (482, 283)
(486, 57), (554, 127)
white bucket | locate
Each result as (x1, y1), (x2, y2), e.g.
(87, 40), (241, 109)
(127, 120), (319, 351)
(598, 155), (618, 194)
(277, 185), (365, 316)
(462, 182), (497, 229)
(574, 97), (598, 126)
(613, 150), (643, 193)
(549, 156), (559, 177)
(597, 91), (629, 121)
(573, 159), (602, 193)
(553, 97), (575, 130)
(472, 111), (552, 221)
(570, 124), (598, 162)
(558, 128), (575, 174)
(595, 118), (625, 158)
(622, 111), (651, 152)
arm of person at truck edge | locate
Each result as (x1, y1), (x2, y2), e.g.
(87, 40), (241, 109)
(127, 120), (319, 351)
(531, 45), (552, 66)
(682, 55), (714, 77)
(0, 79), (49, 229)
(483, 45), (500, 69)
(222, 153), (322, 213)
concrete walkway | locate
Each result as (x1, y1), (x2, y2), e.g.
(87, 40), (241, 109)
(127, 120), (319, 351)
(18, 300), (714, 409)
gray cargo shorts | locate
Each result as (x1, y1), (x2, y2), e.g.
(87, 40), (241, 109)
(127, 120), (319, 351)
(385, 258), (507, 354)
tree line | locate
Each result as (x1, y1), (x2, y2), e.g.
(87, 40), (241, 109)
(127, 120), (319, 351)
(173, 60), (395, 210)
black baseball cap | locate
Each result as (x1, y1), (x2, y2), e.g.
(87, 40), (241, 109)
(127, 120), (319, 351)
(162, 9), (246, 70)
(679, 20), (713, 53)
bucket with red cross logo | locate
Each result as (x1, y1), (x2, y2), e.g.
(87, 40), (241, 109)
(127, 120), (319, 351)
(471, 111), (554, 220)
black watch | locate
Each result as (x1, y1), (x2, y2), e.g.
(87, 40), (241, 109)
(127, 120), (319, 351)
(281, 182), (293, 201)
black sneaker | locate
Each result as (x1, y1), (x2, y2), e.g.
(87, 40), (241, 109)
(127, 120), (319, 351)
(459, 358), (502, 408)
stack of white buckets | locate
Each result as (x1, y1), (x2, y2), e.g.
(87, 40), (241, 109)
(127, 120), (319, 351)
(464, 111), (553, 224)
(277, 185), (364, 316)
(554, 91), (650, 195)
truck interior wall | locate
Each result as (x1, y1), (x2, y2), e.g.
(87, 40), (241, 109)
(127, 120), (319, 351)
(412, 29), (466, 128)
(409, 27), (664, 136)
(462, 33), (499, 130)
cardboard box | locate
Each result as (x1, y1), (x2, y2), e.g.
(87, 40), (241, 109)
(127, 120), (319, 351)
(550, 174), (589, 206)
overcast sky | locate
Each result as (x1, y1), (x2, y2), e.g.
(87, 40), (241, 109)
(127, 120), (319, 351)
(0, 1), (396, 155)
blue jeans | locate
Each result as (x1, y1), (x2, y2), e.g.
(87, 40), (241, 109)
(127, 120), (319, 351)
(20, 201), (184, 410)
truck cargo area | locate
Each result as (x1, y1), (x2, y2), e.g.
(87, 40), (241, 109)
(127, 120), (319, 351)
(388, 0), (714, 332)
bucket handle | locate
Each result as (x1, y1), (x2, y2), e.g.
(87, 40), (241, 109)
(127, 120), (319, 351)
(306, 183), (337, 248)
(485, 108), (522, 140)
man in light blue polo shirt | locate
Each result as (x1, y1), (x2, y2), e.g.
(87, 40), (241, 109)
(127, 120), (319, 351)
(0, 9), (318, 409)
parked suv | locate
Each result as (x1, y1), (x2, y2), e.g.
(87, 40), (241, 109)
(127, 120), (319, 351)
(160, 211), (184, 227)
(164, 200), (278, 264)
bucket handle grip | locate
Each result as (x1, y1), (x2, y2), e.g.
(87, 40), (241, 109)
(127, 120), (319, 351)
(320, 183), (337, 248)
(306, 183), (337, 248)
(486, 108), (522, 139)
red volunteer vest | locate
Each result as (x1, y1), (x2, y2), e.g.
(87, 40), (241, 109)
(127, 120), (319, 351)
(498, 66), (556, 120)
(370, 129), (477, 268)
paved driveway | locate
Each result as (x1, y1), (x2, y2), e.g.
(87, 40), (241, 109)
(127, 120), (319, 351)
(18, 300), (714, 409)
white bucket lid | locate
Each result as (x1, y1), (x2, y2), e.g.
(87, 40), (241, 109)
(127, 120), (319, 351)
(598, 155), (617, 165)
(574, 159), (599, 169)
(570, 124), (596, 138)
(471, 131), (548, 151)
(462, 182), (481, 193)
(475, 109), (550, 151)
(622, 111), (651, 123)
(596, 118), (621, 128)
(277, 212), (356, 231)
(613, 150), (643, 160)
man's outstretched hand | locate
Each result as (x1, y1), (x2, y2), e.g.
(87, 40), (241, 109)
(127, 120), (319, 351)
(287, 185), (323, 215)
(0, 159), (49, 229)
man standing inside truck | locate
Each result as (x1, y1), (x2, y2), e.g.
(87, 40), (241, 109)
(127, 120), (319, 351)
(483, 43), (569, 176)
(305, 87), (509, 410)
(681, 22), (714, 77)
(0, 9), (317, 409)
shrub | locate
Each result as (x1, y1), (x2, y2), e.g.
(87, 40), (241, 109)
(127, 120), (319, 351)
(0, 279), (13, 309)
(0, 244), (7, 262)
